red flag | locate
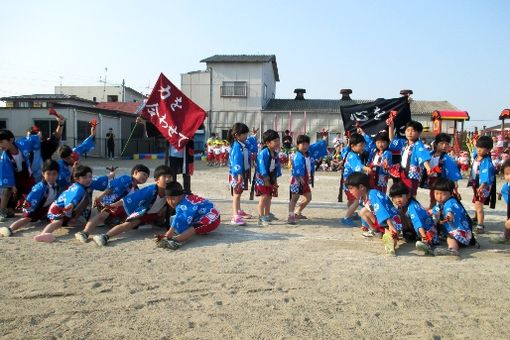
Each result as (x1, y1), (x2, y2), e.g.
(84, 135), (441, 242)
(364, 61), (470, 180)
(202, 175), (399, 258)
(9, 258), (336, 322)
(140, 73), (207, 150)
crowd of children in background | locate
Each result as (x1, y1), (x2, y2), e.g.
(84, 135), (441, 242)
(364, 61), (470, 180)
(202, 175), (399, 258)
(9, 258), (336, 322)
(1, 110), (510, 256)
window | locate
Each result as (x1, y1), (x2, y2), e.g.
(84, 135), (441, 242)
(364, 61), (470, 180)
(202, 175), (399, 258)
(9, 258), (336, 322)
(93, 96), (97, 102)
(34, 119), (67, 141)
(264, 84), (268, 100)
(77, 120), (90, 140)
(107, 95), (118, 102)
(0, 120), (6, 129)
(220, 81), (247, 97)
(33, 101), (47, 108)
(16, 101), (31, 108)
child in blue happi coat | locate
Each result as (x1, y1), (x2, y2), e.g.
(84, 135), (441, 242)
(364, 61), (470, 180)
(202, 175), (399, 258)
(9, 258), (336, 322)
(156, 181), (221, 250)
(0, 160), (60, 237)
(388, 120), (432, 196)
(431, 178), (475, 256)
(56, 123), (97, 189)
(389, 181), (437, 255)
(91, 165), (174, 246)
(0, 129), (38, 220)
(468, 135), (496, 234)
(227, 123), (258, 226)
(340, 133), (372, 227)
(254, 129), (281, 226)
(358, 128), (392, 194)
(493, 159), (510, 243)
(34, 165), (107, 243)
(288, 134), (327, 225)
(346, 172), (403, 256)
(74, 164), (150, 243)
(426, 133), (462, 209)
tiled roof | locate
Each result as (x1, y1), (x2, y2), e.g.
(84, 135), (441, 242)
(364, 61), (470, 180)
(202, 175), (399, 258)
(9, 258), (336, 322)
(96, 102), (143, 114)
(263, 98), (459, 116)
(201, 54), (280, 81)
(0, 94), (95, 103)
(410, 100), (458, 115)
(263, 99), (371, 112)
(201, 55), (276, 63)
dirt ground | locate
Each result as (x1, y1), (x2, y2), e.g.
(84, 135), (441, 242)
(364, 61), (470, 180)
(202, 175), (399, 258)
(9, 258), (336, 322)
(1, 159), (510, 339)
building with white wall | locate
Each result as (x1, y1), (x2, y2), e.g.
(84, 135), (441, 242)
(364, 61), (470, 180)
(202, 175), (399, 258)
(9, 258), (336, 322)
(55, 85), (145, 103)
(181, 55), (279, 139)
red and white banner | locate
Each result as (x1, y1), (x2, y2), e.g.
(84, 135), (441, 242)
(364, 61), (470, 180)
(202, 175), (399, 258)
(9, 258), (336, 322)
(140, 73), (207, 150)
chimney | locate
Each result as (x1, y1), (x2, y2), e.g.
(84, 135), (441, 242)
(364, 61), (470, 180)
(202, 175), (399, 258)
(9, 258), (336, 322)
(340, 89), (352, 101)
(294, 88), (306, 100)
(400, 89), (413, 97)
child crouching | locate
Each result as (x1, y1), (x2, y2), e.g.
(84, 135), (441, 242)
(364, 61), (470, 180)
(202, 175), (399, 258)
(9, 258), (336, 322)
(431, 178), (475, 256)
(34, 165), (94, 243)
(0, 160), (60, 237)
(389, 181), (437, 255)
(156, 182), (221, 250)
(345, 172), (403, 256)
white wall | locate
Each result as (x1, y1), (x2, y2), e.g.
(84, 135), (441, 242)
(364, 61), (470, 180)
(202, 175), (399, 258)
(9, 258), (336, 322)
(181, 71), (210, 111)
(55, 86), (143, 102)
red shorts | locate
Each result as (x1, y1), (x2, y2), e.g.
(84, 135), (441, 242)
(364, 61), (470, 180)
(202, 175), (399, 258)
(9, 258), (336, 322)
(195, 218), (220, 234)
(138, 213), (161, 225)
(472, 186), (490, 205)
(47, 203), (72, 226)
(255, 184), (278, 197)
(23, 204), (50, 222)
(229, 174), (247, 195)
(194, 211), (221, 235)
(290, 175), (311, 195)
(207, 152), (214, 161)
(104, 205), (128, 219)
(400, 172), (419, 196)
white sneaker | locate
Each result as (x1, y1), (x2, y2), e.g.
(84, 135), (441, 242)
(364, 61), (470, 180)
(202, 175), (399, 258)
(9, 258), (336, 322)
(0, 226), (13, 237)
(93, 234), (109, 246)
(75, 231), (89, 243)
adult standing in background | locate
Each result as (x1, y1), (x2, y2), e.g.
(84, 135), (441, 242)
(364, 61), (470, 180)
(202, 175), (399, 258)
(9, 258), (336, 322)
(106, 128), (115, 160)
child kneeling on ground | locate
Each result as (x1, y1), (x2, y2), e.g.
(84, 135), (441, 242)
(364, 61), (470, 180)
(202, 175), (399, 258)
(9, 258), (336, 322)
(0, 160), (60, 237)
(345, 172), (403, 256)
(34, 165), (95, 243)
(156, 182), (221, 250)
(431, 178), (475, 256)
(389, 181), (437, 255)
(91, 165), (173, 246)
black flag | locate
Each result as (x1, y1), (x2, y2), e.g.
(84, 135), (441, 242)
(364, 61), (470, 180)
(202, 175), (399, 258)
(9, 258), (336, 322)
(340, 97), (411, 137)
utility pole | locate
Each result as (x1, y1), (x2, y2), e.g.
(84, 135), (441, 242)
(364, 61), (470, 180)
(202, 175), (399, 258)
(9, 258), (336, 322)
(122, 79), (125, 102)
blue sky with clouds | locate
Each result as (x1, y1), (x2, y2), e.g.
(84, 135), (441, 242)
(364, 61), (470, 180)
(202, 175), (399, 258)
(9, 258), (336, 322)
(1, 0), (508, 129)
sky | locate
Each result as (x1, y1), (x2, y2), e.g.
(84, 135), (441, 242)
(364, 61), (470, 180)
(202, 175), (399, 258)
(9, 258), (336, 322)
(0, 0), (509, 129)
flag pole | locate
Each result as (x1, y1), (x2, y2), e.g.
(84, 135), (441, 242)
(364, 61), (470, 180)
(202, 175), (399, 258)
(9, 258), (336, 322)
(120, 123), (139, 158)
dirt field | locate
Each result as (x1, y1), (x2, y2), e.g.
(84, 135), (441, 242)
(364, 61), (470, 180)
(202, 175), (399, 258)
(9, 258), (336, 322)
(1, 159), (510, 339)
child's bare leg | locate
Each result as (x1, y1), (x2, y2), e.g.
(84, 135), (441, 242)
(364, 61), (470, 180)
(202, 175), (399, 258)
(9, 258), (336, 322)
(474, 201), (484, 225)
(41, 220), (64, 234)
(83, 211), (110, 234)
(345, 199), (359, 218)
(232, 193), (241, 216)
(289, 193), (300, 214)
(296, 192), (311, 215)
(0, 188), (12, 209)
(9, 217), (31, 233)
(263, 195), (272, 216)
(359, 207), (374, 228)
(504, 219), (510, 238)
(173, 227), (196, 242)
(257, 195), (266, 216)
(446, 237), (460, 252)
(106, 219), (141, 239)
